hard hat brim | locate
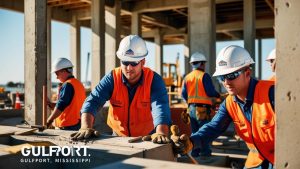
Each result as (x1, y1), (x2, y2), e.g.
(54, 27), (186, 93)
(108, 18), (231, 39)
(116, 52), (147, 62)
(213, 65), (249, 77)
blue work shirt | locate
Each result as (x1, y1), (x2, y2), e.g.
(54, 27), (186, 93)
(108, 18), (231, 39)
(81, 69), (171, 128)
(190, 78), (275, 149)
(56, 76), (75, 111)
(181, 70), (220, 102)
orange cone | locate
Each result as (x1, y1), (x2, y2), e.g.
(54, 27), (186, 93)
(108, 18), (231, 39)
(15, 92), (21, 109)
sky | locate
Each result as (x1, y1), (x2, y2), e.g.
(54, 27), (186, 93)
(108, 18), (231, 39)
(0, 9), (275, 85)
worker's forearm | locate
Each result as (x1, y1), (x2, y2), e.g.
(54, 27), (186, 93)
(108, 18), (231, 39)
(156, 124), (169, 135)
(81, 113), (95, 128)
(47, 107), (62, 123)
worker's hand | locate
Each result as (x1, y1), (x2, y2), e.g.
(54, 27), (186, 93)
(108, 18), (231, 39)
(47, 98), (55, 110)
(142, 133), (171, 144)
(172, 134), (193, 155)
(46, 119), (54, 129)
(70, 128), (100, 140)
(181, 110), (190, 125)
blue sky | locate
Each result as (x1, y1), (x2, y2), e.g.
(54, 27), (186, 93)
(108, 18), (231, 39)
(0, 9), (275, 84)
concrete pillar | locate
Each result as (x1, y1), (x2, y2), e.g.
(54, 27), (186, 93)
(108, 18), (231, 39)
(154, 29), (163, 75)
(188, 0), (216, 75)
(24, 0), (47, 125)
(131, 12), (141, 36)
(275, 1), (300, 168)
(183, 35), (190, 76)
(70, 14), (81, 81)
(243, 0), (256, 76)
(47, 6), (52, 116)
(105, 0), (121, 73)
(258, 39), (262, 79)
(91, 0), (105, 89)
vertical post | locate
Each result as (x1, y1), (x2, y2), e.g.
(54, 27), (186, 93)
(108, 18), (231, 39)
(24, 0), (47, 125)
(258, 39), (262, 79)
(91, 0), (105, 89)
(42, 85), (47, 126)
(47, 6), (52, 116)
(70, 14), (81, 80)
(244, 0), (256, 76)
(131, 12), (141, 36)
(275, 0), (300, 168)
(154, 29), (163, 75)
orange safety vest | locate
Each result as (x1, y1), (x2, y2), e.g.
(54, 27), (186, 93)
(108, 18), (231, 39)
(185, 70), (213, 105)
(55, 78), (86, 127)
(107, 67), (154, 137)
(226, 80), (275, 168)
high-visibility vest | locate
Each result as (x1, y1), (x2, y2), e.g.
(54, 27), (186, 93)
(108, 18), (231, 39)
(185, 70), (212, 105)
(55, 78), (86, 127)
(226, 80), (275, 168)
(107, 67), (154, 137)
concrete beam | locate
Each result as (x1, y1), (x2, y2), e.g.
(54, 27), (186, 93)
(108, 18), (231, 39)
(216, 19), (274, 32)
(129, 0), (187, 13)
(143, 13), (179, 30)
(47, 6), (52, 117)
(24, 0), (47, 125)
(275, 0), (300, 168)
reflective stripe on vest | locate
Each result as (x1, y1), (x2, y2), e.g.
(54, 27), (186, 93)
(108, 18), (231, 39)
(185, 70), (212, 105)
(225, 80), (275, 168)
(55, 78), (86, 127)
(107, 67), (154, 137)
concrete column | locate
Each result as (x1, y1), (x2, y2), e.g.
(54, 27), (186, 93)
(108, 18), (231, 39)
(105, 0), (121, 73)
(131, 12), (141, 35)
(243, 0), (256, 76)
(91, 0), (105, 89)
(258, 39), (262, 79)
(47, 6), (52, 116)
(24, 0), (47, 125)
(188, 0), (216, 75)
(70, 14), (81, 81)
(275, 1), (300, 168)
(183, 35), (190, 76)
(154, 29), (163, 75)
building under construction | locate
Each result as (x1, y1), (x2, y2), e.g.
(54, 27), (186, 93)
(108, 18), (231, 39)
(0, 0), (300, 168)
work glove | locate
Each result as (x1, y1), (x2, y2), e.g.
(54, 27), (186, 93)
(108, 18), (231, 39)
(181, 109), (190, 125)
(70, 128), (100, 140)
(142, 133), (171, 144)
(46, 120), (54, 129)
(172, 134), (193, 155)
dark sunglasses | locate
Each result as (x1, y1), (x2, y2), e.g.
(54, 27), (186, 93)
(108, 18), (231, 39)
(121, 61), (140, 67)
(217, 69), (245, 82)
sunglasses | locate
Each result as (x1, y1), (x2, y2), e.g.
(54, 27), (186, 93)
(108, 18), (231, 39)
(121, 61), (140, 67)
(217, 69), (245, 82)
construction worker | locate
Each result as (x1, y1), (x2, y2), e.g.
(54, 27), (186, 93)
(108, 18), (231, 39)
(181, 52), (220, 157)
(71, 35), (171, 144)
(46, 58), (86, 130)
(173, 45), (275, 169)
(266, 49), (276, 81)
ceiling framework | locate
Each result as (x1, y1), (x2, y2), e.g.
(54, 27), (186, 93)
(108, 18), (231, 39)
(0, 0), (275, 43)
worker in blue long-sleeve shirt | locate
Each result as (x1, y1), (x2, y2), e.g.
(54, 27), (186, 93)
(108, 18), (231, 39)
(71, 35), (171, 144)
(181, 52), (220, 157)
(173, 45), (275, 169)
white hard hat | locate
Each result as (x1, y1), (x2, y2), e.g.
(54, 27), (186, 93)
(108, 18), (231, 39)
(51, 58), (73, 73)
(213, 45), (254, 76)
(190, 52), (207, 63)
(266, 49), (276, 61)
(116, 35), (148, 62)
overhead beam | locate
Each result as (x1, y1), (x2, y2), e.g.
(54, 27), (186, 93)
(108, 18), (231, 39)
(129, 0), (187, 13)
(216, 19), (274, 32)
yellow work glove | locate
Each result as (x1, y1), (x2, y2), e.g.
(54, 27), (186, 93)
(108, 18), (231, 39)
(70, 128), (100, 140)
(172, 134), (193, 155)
(142, 133), (171, 144)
